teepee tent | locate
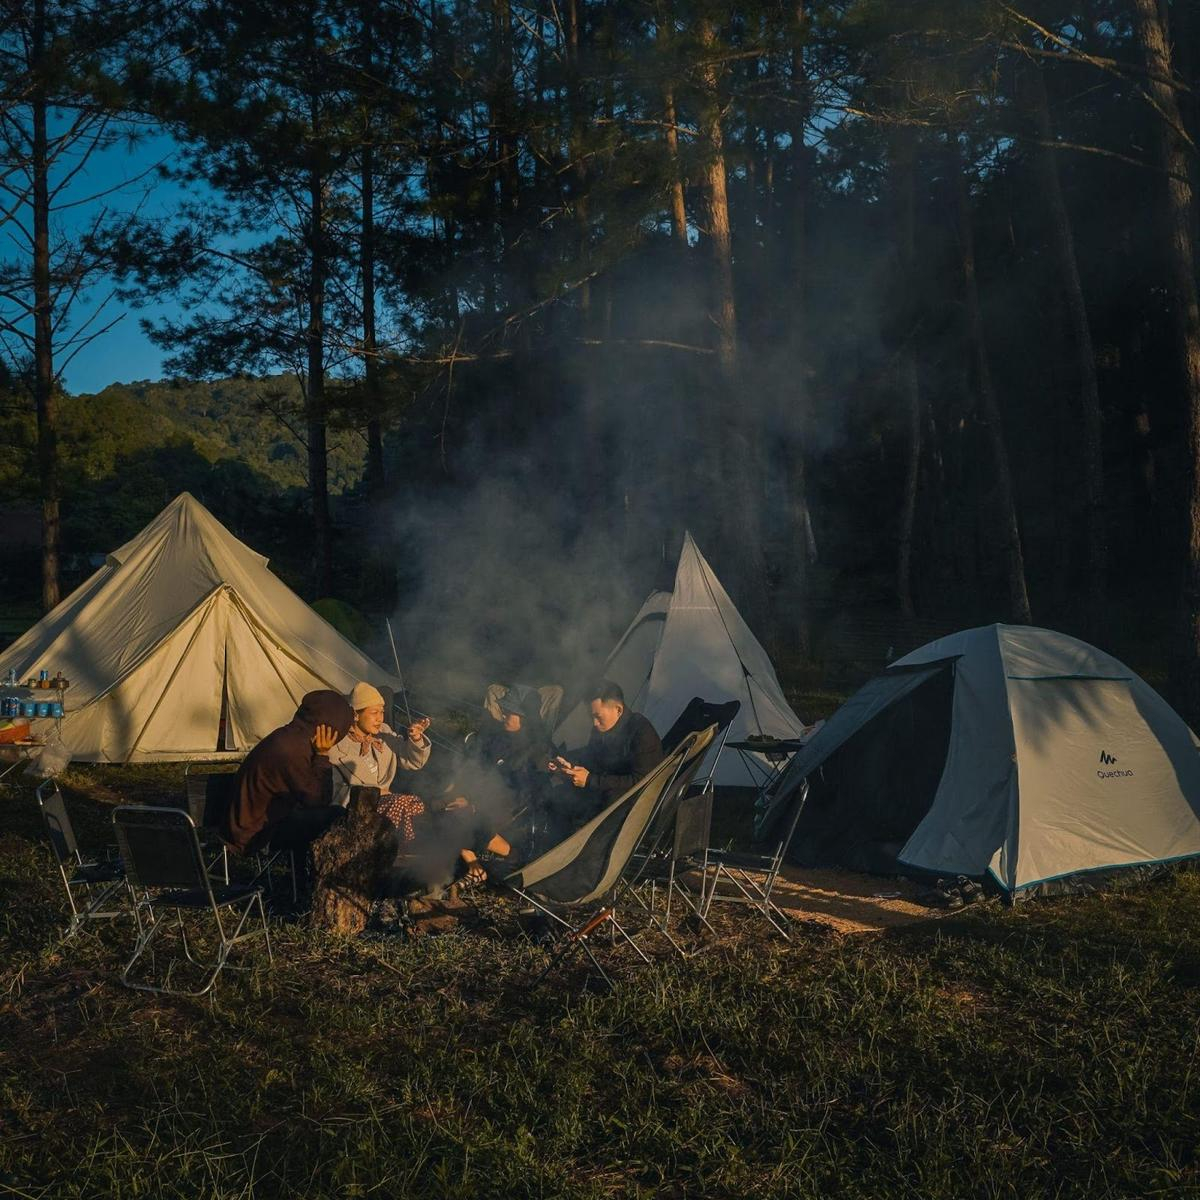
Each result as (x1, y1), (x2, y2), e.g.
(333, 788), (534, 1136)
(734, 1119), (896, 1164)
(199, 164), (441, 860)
(0, 493), (399, 769)
(756, 624), (1200, 898)
(556, 533), (808, 785)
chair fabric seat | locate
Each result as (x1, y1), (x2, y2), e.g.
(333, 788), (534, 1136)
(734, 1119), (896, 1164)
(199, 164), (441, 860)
(154, 883), (258, 908)
(70, 860), (124, 885)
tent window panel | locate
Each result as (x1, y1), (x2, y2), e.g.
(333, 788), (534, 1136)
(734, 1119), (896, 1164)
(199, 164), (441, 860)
(789, 667), (955, 874)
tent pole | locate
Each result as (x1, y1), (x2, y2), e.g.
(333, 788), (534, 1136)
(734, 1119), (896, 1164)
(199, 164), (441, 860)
(385, 617), (413, 725)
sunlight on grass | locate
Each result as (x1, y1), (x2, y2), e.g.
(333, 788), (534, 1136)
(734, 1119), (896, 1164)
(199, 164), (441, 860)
(2, 768), (1199, 1197)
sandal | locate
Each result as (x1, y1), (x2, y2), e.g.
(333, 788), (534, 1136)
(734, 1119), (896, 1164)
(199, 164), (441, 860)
(458, 863), (487, 892)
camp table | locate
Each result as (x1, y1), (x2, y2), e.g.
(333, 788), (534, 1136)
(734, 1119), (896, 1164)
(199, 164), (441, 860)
(726, 736), (807, 799)
(0, 739), (46, 782)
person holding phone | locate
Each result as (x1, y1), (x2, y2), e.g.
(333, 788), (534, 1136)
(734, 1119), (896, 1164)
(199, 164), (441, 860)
(550, 680), (663, 817)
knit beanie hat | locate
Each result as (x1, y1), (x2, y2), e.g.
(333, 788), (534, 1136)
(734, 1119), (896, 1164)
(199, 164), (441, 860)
(349, 681), (386, 712)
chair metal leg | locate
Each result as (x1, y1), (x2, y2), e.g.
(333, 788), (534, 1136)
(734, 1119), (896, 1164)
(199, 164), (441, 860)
(120, 893), (271, 997)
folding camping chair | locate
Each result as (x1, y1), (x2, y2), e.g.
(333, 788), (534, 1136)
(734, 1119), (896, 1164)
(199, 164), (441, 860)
(36, 779), (128, 941)
(698, 779), (810, 939)
(181, 765), (300, 902)
(113, 805), (272, 997)
(629, 698), (741, 947)
(176, 766), (238, 884)
(502, 725), (716, 988)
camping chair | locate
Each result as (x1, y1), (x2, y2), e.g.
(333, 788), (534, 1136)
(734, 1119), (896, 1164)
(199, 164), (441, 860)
(176, 766), (238, 883)
(699, 779), (810, 939)
(629, 698), (741, 947)
(661, 697), (740, 788)
(501, 726), (716, 988)
(36, 779), (128, 941)
(180, 765), (298, 902)
(112, 805), (272, 997)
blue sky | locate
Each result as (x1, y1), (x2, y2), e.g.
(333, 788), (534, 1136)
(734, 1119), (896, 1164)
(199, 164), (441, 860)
(5, 122), (194, 395)
(64, 130), (190, 394)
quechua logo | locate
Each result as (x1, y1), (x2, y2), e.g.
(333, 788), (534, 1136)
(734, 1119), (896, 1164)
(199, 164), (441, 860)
(1097, 750), (1133, 779)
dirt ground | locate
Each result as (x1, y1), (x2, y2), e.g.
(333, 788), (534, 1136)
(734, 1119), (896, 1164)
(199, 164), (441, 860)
(400, 867), (953, 940)
(700, 864), (954, 935)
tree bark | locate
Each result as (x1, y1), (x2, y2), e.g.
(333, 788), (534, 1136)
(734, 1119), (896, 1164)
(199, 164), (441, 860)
(32, 0), (60, 613)
(360, 1), (385, 499)
(1027, 61), (1105, 635)
(1134, 0), (1200, 723)
(306, 10), (332, 597)
(566, 0), (592, 313)
(953, 144), (1032, 624)
(311, 788), (391, 935)
(781, 1), (813, 656)
(696, 15), (764, 618)
(892, 126), (921, 621)
(696, 18), (737, 379)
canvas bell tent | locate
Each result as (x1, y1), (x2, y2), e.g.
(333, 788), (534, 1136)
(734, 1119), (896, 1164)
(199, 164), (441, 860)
(756, 624), (1200, 899)
(0, 493), (400, 769)
(556, 532), (808, 786)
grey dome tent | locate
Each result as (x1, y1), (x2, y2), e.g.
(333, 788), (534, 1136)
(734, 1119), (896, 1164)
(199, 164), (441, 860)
(755, 624), (1200, 899)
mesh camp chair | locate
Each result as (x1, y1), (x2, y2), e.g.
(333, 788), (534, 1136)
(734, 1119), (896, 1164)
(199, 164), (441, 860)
(699, 779), (810, 939)
(36, 779), (127, 940)
(113, 805), (272, 997)
(502, 726), (716, 987)
(176, 767), (238, 883)
(180, 766), (297, 901)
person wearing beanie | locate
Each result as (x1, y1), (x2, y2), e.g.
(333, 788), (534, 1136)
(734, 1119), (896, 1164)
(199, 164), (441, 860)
(327, 680), (432, 805)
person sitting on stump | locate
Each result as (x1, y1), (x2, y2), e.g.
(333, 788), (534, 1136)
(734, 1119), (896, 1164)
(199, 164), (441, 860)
(551, 680), (664, 819)
(327, 682), (433, 807)
(222, 689), (354, 862)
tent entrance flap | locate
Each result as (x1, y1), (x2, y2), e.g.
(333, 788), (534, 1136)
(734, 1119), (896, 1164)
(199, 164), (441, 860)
(788, 665), (955, 874)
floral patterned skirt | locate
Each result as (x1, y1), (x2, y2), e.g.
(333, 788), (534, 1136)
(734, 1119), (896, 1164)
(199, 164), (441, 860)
(376, 793), (425, 844)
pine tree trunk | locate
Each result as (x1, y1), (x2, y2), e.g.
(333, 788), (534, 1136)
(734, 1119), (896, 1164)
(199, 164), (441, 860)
(361, 2), (385, 499)
(566, 0), (592, 311)
(307, 166), (332, 598)
(696, 19), (736, 379)
(696, 15), (764, 620)
(891, 128), (921, 622)
(1028, 62), (1105, 635)
(1134, 0), (1200, 724)
(953, 147), (1032, 624)
(32, 0), (59, 613)
(781, 1), (813, 657)
(663, 79), (688, 251)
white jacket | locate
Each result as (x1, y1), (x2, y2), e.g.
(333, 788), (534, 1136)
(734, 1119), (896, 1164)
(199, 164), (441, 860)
(328, 723), (431, 804)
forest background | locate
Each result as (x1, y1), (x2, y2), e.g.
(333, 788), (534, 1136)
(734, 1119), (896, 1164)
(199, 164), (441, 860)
(1, 0), (1198, 713)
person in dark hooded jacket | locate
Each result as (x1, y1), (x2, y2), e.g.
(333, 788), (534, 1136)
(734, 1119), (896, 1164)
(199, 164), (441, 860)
(222, 690), (354, 856)
(554, 680), (663, 816)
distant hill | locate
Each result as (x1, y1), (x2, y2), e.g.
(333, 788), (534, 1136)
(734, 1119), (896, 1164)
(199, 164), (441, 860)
(71, 375), (365, 494)
(0, 373), (370, 600)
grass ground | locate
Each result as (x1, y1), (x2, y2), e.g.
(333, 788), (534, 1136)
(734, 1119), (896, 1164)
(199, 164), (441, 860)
(3, 764), (1200, 1198)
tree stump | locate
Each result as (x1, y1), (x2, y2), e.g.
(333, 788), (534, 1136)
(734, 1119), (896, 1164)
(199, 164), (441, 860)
(310, 787), (391, 936)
